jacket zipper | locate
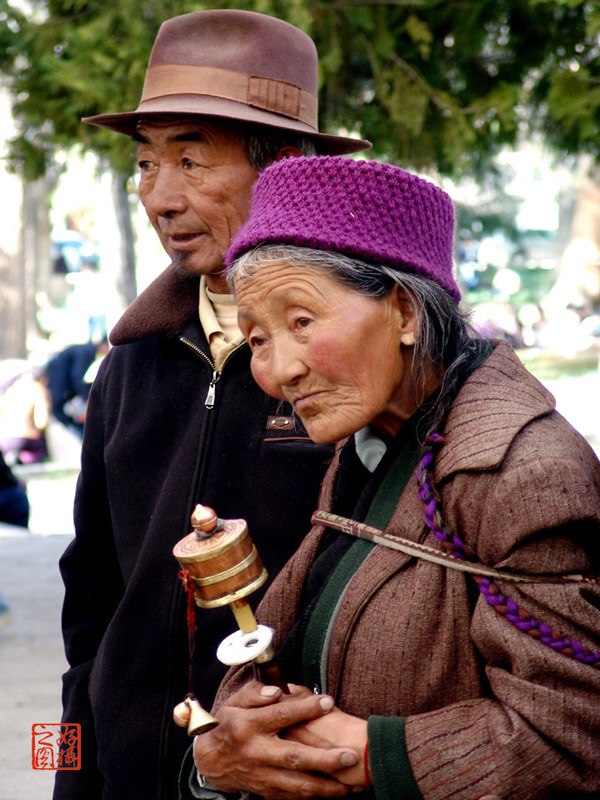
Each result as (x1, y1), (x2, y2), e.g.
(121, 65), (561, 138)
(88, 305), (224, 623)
(179, 335), (246, 409)
(205, 370), (220, 408)
(160, 334), (247, 800)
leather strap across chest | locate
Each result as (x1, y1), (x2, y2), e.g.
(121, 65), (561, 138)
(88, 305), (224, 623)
(311, 510), (597, 586)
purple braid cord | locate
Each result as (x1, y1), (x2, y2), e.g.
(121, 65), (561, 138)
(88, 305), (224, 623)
(417, 433), (600, 667)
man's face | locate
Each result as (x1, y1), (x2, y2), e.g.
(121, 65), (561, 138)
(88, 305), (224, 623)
(136, 120), (258, 292)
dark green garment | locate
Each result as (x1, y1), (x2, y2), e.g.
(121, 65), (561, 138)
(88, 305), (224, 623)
(300, 421), (426, 800)
(301, 425), (424, 694)
(369, 715), (423, 800)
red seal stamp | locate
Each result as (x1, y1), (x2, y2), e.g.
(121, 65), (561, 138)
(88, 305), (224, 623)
(31, 723), (81, 770)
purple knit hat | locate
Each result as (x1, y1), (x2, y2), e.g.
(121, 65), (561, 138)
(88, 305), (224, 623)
(226, 156), (460, 301)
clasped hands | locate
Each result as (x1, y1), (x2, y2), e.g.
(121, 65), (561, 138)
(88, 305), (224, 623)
(174, 681), (368, 799)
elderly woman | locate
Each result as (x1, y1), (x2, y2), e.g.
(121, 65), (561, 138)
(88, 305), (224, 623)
(182, 157), (600, 800)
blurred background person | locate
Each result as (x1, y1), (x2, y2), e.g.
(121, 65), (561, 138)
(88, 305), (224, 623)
(43, 338), (109, 437)
(0, 366), (49, 466)
(65, 262), (112, 345)
(0, 449), (30, 630)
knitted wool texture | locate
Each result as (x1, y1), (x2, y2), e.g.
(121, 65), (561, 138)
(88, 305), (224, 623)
(226, 156), (461, 301)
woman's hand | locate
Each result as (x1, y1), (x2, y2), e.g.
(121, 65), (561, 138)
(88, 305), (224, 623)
(187, 681), (361, 799)
(281, 703), (368, 788)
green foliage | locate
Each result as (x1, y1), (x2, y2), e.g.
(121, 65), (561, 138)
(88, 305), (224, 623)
(1, 0), (599, 180)
(404, 14), (433, 61)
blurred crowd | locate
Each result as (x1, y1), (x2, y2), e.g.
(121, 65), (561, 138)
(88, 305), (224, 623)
(0, 337), (110, 627)
(470, 299), (600, 356)
(457, 226), (600, 358)
(0, 336), (110, 632)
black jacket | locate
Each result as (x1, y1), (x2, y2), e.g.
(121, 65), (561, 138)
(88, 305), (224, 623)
(54, 266), (333, 800)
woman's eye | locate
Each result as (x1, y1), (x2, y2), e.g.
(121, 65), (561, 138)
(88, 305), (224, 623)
(295, 317), (312, 329)
(249, 336), (266, 349)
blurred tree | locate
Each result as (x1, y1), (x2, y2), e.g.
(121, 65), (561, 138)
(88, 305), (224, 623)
(2, 0), (599, 178)
(312, 0), (600, 180)
(0, 0), (598, 305)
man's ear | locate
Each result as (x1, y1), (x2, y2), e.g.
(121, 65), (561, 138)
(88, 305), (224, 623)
(273, 146), (303, 160)
(391, 284), (418, 343)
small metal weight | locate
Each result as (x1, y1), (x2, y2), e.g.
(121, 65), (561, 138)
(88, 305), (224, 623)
(184, 694), (219, 736)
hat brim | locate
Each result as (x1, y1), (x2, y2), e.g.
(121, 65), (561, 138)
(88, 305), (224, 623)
(82, 94), (371, 155)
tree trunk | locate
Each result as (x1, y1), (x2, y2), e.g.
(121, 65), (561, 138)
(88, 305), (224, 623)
(0, 89), (26, 359)
(0, 175), (55, 359)
(112, 173), (137, 306)
(23, 177), (55, 342)
(543, 171), (600, 315)
(0, 209), (26, 359)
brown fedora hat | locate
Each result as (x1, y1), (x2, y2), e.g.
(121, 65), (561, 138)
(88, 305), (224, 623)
(83, 9), (370, 155)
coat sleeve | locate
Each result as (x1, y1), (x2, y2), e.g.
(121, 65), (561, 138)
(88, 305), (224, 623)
(404, 424), (600, 799)
(53, 356), (125, 800)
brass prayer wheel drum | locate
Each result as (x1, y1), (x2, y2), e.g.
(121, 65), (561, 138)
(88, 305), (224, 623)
(173, 505), (268, 609)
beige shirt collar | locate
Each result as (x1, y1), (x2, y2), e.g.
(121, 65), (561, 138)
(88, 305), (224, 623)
(198, 277), (245, 371)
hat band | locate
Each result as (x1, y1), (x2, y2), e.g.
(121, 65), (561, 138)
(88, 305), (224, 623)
(140, 64), (318, 128)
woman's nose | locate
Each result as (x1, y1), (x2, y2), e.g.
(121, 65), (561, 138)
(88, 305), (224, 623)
(271, 338), (308, 387)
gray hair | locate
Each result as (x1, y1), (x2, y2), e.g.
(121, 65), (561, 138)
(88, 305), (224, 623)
(234, 125), (318, 171)
(229, 244), (484, 440)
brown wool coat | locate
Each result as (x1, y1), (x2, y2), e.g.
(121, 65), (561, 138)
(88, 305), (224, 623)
(216, 341), (600, 799)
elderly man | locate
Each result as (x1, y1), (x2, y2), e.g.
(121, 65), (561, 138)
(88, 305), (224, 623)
(54, 9), (369, 800)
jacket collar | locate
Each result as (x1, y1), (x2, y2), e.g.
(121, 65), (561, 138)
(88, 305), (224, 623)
(435, 339), (555, 479)
(110, 264), (200, 345)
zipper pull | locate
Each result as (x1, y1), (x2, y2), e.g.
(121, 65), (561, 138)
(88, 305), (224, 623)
(205, 370), (220, 409)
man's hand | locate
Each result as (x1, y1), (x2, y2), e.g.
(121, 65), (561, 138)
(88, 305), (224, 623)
(186, 681), (360, 799)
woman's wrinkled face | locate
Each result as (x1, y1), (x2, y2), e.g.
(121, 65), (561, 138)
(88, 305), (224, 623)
(235, 261), (419, 444)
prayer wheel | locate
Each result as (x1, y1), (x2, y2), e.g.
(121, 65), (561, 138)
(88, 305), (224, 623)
(173, 504), (268, 611)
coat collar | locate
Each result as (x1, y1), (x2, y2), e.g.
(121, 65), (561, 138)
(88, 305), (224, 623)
(435, 339), (555, 479)
(109, 264), (200, 345)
